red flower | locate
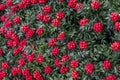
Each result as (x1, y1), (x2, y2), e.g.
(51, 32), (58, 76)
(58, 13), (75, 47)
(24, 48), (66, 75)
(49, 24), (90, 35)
(0, 15), (7, 22)
(43, 15), (50, 22)
(25, 75), (33, 80)
(26, 54), (35, 62)
(0, 70), (6, 79)
(1, 62), (9, 69)
(5, 20), (12, 28)
(22, 68), (30, 76)
(52, 19), (61, 27)
(11, 5), (18, 12)
(103, 60), (111, 69)
(67, 41), (76, 50)
(13, 16), (21, 24)
(18, 1), (26, 9)
(79, 18), (89, 26)
(42, 5), (51, 14)
(59, 0), (64, 2)
(85, 62), (94, 74)
(31, 0), (38, 4)
(61, 54), (69, 62)
(56, 11), (65, 20)
(70, 60), (79, 68)
(0, 4), (5, 11)
(0, 49), (3, 56)
(37, 13), (45, 21)
(106, 75), (117, 80)
(75, 2), (83, 11)
(25, 29), (35, 38)
(110, 12), (119, 22)
(21, 24), (30, 33)
(48, 38), (57, 46)
(114, 22), (120, 31)
(71, 70), (79, 79)
(111, 41), (120, 51)
(33, 71), (42, 79)
(13, 48), (21, 55)
(60, 66), (68, 74)
(68, 0), (76, 8)
(91, 1), (100, 10)
(51, 47), (59, 56)
(36, 27), (44, 36)
(54, 58), (61, 67)
(79, 41), (88, 49)
(36, 54), (44, 63)
(6, 0), (13, 7)
(44, 66), (52, 74)
(11, 67), (22, 76)
(18, 59), (25, 66)
(57, 32), (66, 40)
(39, 0), (47, 4)
(93, 22), (103, 32)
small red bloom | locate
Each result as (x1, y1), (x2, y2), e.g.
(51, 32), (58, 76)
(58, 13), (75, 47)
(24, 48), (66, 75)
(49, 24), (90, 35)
(93, 22), (103, 32)
(13, 16), (21, 24)
(59, 0), (64, 2)
(103, 60), (111, 69)
(33, 71), (42, 79)
(37, 13), (45, 21)
(0, 4), (5, 11)
(91, 1), (100, 10)
(18, 1), (26, 9)
(68, 0), (76, 8)
(44, 66), (52, 74)
(79, 18), (89, 26)
(39, 0), (47, 4)
(6, 0), (13, 7)
(61, 54), (69, 62)
(106, 75), (117, 80)
(22, 68), (30, 76)
(71, 70), (79, 79)
(43, 15), (50, 22)
(36, 27), (44, 36)
(42, 5), (51, 14)
(1, 62), (9, 69)
(18, 59), (25, 66)
(11, 5), (18, 12)
(60, 66), (68, 74)
(51, 47), (59, 56)
(56, 11), (65, 20)
(70, 60), (79, 68)
(79, 41), (88, 49)
(52, 19), (61, 27)
(57, 32), (66, 40)
(31, 0), (38, 4)
(75, 2), (83, 11)
(0, 49), (3, 56)
(67, 41), (76, 50)
(21, 24), (30, 33)
(114, 22), (120, 31)
(0, 70), (6, 79)
(25, 29), (35, 38)
(54, 58), (61, 67)
(111, 41), (120, 51)
(48, 38), (57, 46)
(110, 12), (119, 22)
(27, 54), (35, 62)
(36, 54), (44, 63)
(85, 62), (94, 74)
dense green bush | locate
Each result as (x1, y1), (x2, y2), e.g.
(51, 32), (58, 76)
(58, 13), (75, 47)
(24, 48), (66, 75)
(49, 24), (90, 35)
(0, 0), (120, 80)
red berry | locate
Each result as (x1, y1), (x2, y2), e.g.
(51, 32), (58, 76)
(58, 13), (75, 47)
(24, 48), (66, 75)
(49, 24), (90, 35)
(110, 12), (119, 22)
(36, 27), (44, 36)
(60, 66), (68, 74)
(13, 16), (21, 24)
(111, 41), (120, 51)
(114, 22), (120, 31)
(42, 5), (51, 14)
(52, 19), (61, 27)
(51, 47), (59, 56)
(71, 70), (79, 79)
(36, 54), (44, 63)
